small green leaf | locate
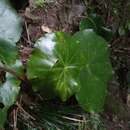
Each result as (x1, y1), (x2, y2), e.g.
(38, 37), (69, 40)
(80, 14), (113, 41)
(0, 73), (20, 128)
(90, 13), (104, 28)
(99, 27), (113, 41)
(0, 0), (22, 64)
(80, 18), (97, 31)
(80, 14), (104, 31)
(0, 108), (7, 128)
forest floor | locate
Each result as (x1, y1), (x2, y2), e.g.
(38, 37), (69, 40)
(9, 0), (130, 129)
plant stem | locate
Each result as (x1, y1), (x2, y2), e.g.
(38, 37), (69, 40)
(0, 65), (24, 81)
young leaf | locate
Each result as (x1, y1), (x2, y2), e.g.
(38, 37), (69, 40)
(79, 14), (113, 41)
(79, 14), (104, 32)
(79, 18), (97, 31)
(0, 0), (22, 64)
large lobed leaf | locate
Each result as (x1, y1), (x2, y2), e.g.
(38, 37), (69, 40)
(27, 29), (112, 112)
(27, 33), (81, 101)
(0, 0), (22, 64)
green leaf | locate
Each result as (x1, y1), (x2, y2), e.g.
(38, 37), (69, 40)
(99, 27), (113, 41)
(80, 14), (104, 31)
(80, 18), (97, 31)
(0, 0), (22, 43)
(0, 108), (7, 128)
(74, 30), (112, 112)
(0, 0), (22, 64)
(27, 30), (112, 112)
(27, 33), (81, 101)
(0, 74), (20, 106)
(0, 73), (20, 128)
(0, 39), (17, 64)
(89, 14), (104, 28)
(79, 14), (113, 41)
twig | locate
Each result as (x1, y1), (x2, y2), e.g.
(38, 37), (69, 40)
(25, 21), (32, 46)
(13, 108), (18, 130)
(16, 102), (36, 121)
(0, 65), (24, 81)
(62, 116), (87, 123)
